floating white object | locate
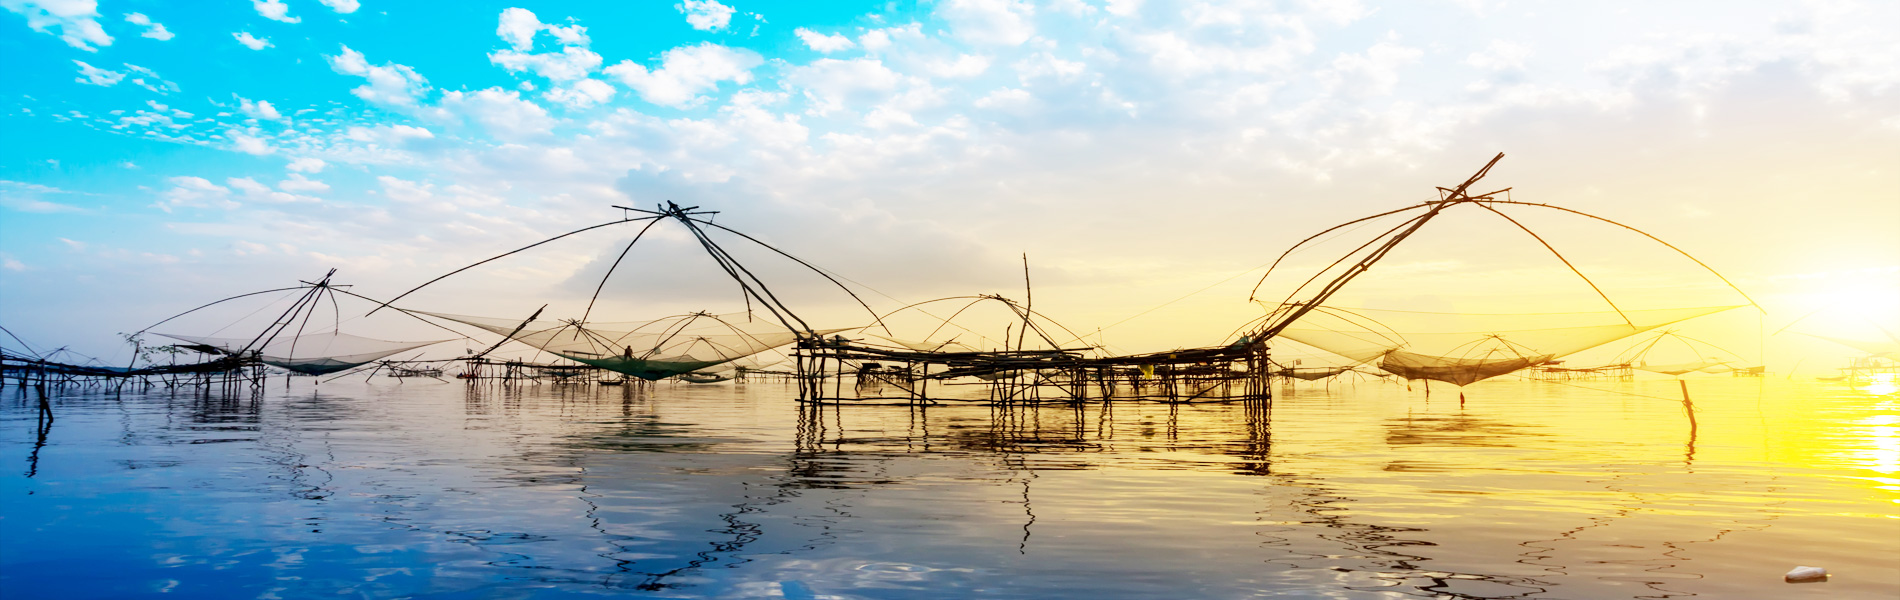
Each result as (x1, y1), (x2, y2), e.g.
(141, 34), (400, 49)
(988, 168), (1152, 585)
(1784, 566), (1828, 582)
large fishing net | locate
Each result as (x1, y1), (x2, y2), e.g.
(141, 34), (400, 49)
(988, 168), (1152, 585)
(421, 311), (841, 381)
(1276, 365), (1358, 381)
(154, 331), (448, 375)
(1796, 332), (1900, 358)
(1611, 330), (1750, 376)
(1266, 304), (1741, 386)
(871, 335), (981, 353)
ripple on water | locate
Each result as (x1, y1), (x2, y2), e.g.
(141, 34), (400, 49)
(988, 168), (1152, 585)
(2, 377), (1896, 599)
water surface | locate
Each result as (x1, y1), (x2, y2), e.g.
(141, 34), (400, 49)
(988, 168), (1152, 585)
(3, 376), (1896, 598)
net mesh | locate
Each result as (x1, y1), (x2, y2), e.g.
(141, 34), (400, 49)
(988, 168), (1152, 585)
(1633, 359), (1732, 375)
(1277, 365), (1357, 381)
(423, 311), (839, 381)
(872, 335), (980, 353)
(155, 331), (447, 375)
(1796, 332), (1900, 358)
(1266, 304), (1741, 386)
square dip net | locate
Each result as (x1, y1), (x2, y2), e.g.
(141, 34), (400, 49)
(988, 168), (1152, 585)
(1265, 304), (1741, 386)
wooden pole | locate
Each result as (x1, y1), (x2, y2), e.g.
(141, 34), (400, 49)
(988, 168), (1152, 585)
(1678, 379), (1697, 431)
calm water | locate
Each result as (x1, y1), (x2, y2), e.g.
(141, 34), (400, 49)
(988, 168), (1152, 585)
(2, 375), (1896, 599)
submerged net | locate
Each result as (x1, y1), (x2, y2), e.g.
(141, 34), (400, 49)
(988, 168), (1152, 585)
(422, 311), (840, 381)
(155, 332), (448, 375)
(1267, 304), (1741, 386)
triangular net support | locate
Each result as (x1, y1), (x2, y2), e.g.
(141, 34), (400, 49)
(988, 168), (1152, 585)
(154, 332), (449, 375)
(1266, 304), (1742, 386)
(420, 311), (844, 381)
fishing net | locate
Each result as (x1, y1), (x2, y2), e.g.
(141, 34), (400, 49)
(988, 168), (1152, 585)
(422, 311), (841, 381)
(154, 332), (448, 375)
(1796, 332), (1900, 358)
(1277, 365), (1358, 381)
(1632, 360), (1732, 376)
(1612, 330), (1753, 376)
(871, 335), (981, 353)
(1266, 304), (1741, 386)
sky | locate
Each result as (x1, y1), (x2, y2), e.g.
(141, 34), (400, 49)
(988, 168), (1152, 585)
(1, 0), (1896, 371)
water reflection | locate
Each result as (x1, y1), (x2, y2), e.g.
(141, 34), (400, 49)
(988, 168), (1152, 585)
(1384, 412), (1548, 448)
(3, 378), (1895, 599)
(24, 389), (52, 478)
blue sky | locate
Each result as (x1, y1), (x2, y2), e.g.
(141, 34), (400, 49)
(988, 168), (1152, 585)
(2, 0), (1896, 366)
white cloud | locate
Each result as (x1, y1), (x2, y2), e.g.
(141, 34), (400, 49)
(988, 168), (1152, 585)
(940, 0), (1035, 46)
(489, 8), (598, 83)
(233, 31), (270, 50)
(1467, 40), (1530, 72)
(278, 173), (330, 193)
(1014, 52), (1085, 81)
(1303, 0), (1372, 25)
(72, 60), (123, 86)
(227, 176), (319, 203)
(345, 123), (436, 145)
(0, 196), (82, 213)
(1322, 37), (1423, 97)
(676, 0), (735, 32)
(974, 87), (1034, 111)
(546, 23), (588, 46)
(497, 7), (542, 51)
(862, 105), (918, 129)
(156, 176), (237, 212)
(439, 88), (555, 139)
(0, 180), (85, 213)
(544, 78), (616, 108)
(784, 58), (905, 114)
(123, 12), (173, 41)
(252, 0), (298, 23)
(376, 175), (433, 203)
(794, 28), (854, 53)
(123, 64), (179, 94)
(286, 157), (327, 173)
(229, 131), (275, 155)
(318, 0), (359, 14)
(225, 177), (270, 195)
(490, 45), (603, 81)
(928, 54), (991, 78)
(1048, 0), (1096, 16)
(604, 43), (762, 107)
(327, 45), (430, 106)
(238, 97), (283, 121)
(857, 23), (922, 53)
(3, 0), (112, 51)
